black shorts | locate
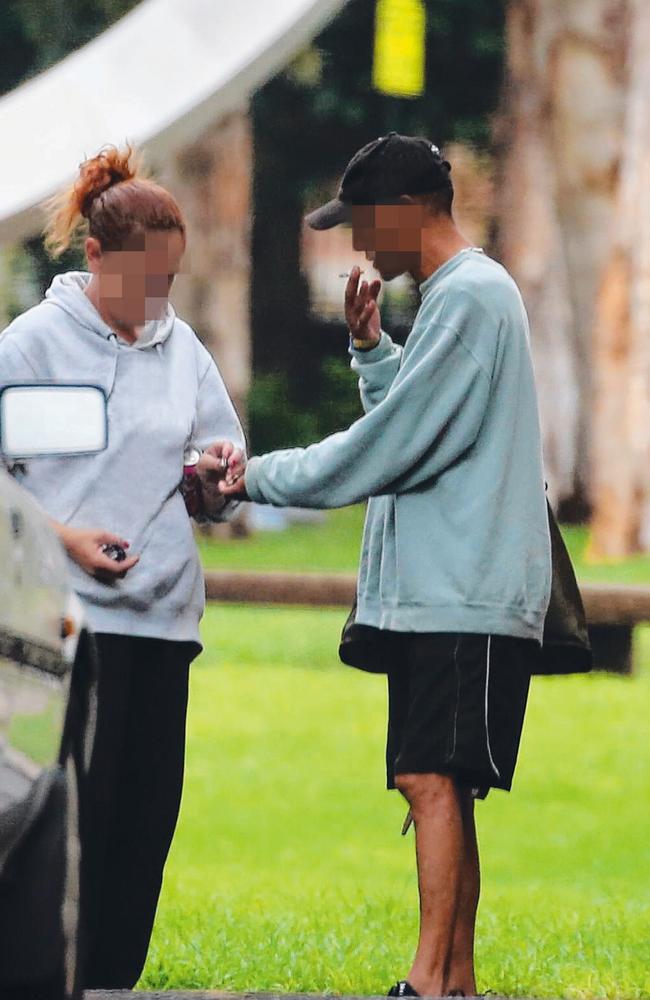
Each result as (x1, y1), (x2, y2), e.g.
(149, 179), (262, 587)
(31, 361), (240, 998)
(386, 632), (535, 798)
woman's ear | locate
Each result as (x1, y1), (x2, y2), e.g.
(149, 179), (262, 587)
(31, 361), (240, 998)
(85, 236), (103, 273)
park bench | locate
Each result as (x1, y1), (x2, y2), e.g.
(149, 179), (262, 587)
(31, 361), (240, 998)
(204, 571), (650, 674)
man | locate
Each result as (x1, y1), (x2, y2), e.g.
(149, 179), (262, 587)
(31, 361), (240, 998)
(221, 133), (552, 998)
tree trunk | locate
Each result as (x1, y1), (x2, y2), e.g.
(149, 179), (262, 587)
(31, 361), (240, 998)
(495, 0), (626, 517)
(590, 0), (650, 557)
(158, 109), (253, 424)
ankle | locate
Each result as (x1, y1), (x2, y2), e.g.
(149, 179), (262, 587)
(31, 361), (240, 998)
(407, 966), (446, 997)
(445, 968), (476, 997)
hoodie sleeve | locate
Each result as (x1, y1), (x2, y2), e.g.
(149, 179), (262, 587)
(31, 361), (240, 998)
(192, 358), (247, 522)
(349, 330), (403, 414)
(245, 315), (493, 509)
(0, 331), (40, 381)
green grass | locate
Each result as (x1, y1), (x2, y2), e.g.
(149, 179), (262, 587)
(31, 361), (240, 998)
(141, 605), (650, 998)
(197, 505), (363, 573)
(198, 504), (650, 584)
(563, 526), (650, 585)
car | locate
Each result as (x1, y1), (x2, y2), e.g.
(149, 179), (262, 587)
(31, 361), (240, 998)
(0, 385), (107, 1000)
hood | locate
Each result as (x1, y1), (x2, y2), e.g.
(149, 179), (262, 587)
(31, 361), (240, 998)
(44, 271), (176, 350)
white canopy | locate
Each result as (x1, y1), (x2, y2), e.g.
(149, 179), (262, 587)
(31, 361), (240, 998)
(0, 0), (345, 245)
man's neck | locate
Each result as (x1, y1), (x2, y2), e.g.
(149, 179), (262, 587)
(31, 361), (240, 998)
(410, 220), (474, 285)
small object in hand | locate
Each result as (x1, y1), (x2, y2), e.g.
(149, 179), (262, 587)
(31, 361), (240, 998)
(401, 808), (413, 836)
(101, 542), (126, 563)
(339, 270), (365, 278)
(180, 446), (203, 517)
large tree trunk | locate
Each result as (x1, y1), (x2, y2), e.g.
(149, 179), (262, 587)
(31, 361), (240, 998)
(496, 0), (626, 517)
(158, 110), (253, 423)
(590, 0), (650, 557)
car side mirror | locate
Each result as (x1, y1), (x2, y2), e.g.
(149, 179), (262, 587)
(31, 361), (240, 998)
(0, 384), (108, 459)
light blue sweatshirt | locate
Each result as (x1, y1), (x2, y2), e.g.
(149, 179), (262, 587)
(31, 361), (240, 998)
(246, 249), (552, 642)
(0, 271), (245, 647)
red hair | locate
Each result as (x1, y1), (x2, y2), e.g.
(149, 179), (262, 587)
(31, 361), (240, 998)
(44, 144), (186, 257)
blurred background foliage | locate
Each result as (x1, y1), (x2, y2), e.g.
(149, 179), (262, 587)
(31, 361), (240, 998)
(0, 0), (506, 453)
(0, 0), (142, 312)
(251, 0), (505, 450)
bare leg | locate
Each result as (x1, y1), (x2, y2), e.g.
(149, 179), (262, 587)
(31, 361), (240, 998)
(446, 790), (479, 996)
(395, 772), (464, 997)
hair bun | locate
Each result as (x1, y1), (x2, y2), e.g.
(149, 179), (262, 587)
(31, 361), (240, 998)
(77, 144), (138, 217)
(43, 142), (183, 258)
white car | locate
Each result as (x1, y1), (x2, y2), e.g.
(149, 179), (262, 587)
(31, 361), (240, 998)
(0, 385), (106, 1000)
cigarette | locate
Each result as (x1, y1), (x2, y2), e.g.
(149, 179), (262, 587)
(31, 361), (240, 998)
(338, 270), (365, 278)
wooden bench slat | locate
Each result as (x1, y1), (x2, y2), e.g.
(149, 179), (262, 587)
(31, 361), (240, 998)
(205, 572), (650, 623)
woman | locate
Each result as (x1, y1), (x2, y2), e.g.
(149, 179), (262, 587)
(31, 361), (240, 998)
(0, 145), (246, 988)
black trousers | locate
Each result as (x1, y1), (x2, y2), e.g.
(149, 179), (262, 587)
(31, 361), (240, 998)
(79, 633), (195, 990)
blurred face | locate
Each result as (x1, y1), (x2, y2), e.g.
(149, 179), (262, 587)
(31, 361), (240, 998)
(87, 228), (186, 327)
(351, 202), (429, 280)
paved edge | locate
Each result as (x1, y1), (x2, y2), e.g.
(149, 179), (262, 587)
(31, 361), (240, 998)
(84, 993), (519, 999)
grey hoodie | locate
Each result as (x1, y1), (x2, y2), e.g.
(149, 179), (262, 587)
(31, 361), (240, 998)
(0, 271), (245, 647)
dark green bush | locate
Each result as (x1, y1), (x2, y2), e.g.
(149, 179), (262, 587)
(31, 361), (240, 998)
(248, 356), (363, 454)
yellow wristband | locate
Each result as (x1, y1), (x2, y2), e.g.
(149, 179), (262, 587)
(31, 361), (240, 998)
(352, 336), (378, 351)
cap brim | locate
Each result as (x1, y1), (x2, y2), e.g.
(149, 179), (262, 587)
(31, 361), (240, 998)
(304, 198), (352, 230)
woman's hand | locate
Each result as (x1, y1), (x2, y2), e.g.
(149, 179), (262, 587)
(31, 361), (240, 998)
(198, 441), (246, 484)
(53, 523), (139, 582)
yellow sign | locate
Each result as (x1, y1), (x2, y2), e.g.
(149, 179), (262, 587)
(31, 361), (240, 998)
(373, 0), (426, 99)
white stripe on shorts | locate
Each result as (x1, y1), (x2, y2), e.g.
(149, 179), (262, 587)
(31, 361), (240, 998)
(485, 635), (501, 779)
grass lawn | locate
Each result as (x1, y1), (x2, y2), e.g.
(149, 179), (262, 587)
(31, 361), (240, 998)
(197, 504), (650, 584)
(142, 603), (650, 998)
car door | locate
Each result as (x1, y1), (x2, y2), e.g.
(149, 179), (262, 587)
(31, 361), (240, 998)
(0, 468), (70, 858)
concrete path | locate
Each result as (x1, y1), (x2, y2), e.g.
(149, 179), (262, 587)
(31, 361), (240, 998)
(85, 993), (511, 999)
(85, 994), (395, 999)
(86, 994), (395, 1000)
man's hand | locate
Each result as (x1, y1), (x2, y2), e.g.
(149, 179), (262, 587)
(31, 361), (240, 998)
(218, 456), (249, 501)
(55, 525), (139, 582)
(345, 265), (382, 347)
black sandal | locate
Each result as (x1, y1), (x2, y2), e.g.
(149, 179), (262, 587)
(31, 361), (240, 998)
(388, 982), (420, 997)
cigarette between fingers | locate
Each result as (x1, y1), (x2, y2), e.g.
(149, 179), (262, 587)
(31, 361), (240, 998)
(338, 270), (366, 278)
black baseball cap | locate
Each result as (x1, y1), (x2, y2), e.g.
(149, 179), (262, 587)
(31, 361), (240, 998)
(305, 132), (452, 231)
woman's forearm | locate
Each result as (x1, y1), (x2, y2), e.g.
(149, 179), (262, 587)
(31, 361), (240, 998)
(49, 518), (72, 551)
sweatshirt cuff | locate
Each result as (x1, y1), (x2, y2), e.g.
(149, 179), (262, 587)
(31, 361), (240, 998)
(244, 455), (267, 504)
(348, 329), (392, 361)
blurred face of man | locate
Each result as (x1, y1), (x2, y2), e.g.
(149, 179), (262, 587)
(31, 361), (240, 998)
(351, 201), (430, 280)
